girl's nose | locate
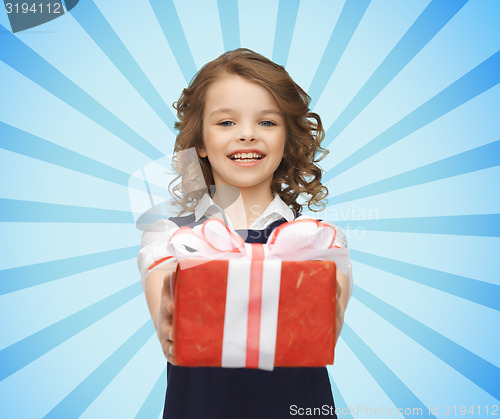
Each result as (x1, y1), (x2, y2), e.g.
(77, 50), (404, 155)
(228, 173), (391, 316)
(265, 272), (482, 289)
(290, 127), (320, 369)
(238, 125), (255, 142)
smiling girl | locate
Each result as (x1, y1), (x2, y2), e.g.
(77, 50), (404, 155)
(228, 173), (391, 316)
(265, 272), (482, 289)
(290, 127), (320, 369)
(138, 48), (351, 418)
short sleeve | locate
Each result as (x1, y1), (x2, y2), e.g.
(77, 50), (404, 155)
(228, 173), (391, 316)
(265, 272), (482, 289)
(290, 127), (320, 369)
(320, 220), (353, 300)
(137, 219), (179, 290)
(293, 215), (348, 248)
(320, 220), (348, 249)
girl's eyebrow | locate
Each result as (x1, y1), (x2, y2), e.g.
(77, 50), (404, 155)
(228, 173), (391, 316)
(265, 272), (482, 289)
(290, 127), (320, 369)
(209, 107), (235, 117)
(258, 109), (282, 116)
(209, 108), (282, 117)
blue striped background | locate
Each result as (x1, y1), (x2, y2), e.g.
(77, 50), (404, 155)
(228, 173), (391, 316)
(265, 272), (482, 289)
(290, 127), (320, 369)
(1, 0), (499, 417)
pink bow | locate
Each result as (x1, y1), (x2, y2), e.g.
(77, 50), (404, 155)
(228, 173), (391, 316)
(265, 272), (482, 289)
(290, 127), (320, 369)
(166, 217), (350, 275)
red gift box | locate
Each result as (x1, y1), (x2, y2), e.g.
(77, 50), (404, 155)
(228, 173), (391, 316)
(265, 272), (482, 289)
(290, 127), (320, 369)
(172, 258), (336, 369)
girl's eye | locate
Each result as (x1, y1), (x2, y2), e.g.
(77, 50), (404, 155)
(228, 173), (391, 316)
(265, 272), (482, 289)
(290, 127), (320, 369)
(260, 120), (276, 127)
(218, 121), (234, 127)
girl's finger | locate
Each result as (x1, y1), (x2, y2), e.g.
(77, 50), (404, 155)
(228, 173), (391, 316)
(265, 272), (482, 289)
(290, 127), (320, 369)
(160, 297), (173, 320)
(167, 341), (176, 364)
(162, 341), (174, 360)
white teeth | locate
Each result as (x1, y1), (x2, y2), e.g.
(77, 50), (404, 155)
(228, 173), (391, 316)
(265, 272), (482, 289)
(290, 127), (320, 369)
(230, 152), (263, 159)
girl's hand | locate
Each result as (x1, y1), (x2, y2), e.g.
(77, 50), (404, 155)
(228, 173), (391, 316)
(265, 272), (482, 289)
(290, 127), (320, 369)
(156, 267), (177, 365)
(335, 278), (344, 345)
(334, 269), (350, 347)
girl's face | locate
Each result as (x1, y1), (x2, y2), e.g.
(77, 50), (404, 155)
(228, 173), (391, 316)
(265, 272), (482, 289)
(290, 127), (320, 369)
(200, 74), (286, 194)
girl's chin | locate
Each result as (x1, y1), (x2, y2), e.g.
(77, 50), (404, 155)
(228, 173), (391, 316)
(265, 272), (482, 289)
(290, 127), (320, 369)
(214, 177), (271, 190)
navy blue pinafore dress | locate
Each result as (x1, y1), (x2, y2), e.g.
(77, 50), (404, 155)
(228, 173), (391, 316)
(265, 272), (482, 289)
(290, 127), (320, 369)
(163, 214), (337, 419)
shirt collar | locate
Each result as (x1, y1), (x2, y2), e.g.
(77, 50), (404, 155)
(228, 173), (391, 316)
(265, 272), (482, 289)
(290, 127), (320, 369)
(194, 193), (295, 229)
(194, 193), (222, 222)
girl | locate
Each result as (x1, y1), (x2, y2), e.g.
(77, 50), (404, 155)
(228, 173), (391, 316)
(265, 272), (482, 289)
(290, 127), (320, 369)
(137, 48), (351, 418)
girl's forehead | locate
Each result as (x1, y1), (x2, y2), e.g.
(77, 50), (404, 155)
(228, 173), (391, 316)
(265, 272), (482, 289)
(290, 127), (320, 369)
(204, 75), (281, 111)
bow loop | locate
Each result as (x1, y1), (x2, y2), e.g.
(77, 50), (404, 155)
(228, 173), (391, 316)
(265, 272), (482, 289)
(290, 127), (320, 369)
(267, 218), (337, 258)
(201, 218), (245, 253)
(167, 218), (247, 263)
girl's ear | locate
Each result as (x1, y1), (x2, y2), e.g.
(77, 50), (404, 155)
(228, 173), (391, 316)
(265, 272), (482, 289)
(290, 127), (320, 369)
(198, 147), (207, 158)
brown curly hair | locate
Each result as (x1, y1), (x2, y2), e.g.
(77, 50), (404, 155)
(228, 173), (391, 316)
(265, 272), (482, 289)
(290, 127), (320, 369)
(169, 48), (329, 216)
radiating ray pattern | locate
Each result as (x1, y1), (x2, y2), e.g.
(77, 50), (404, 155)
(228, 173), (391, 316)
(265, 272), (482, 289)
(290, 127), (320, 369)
(0, 0), (499, 417)
(69, 1), (177, 130)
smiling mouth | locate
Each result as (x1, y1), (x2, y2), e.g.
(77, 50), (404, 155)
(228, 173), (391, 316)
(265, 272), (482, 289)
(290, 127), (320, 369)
(227, 152), (265, 162)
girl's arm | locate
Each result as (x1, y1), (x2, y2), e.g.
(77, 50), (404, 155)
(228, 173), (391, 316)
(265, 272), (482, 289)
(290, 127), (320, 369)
(138, 219), (180, 362)
(143, 261), (178, 364)
(335, 269), (351, 345)
(317, 220), (352, 345)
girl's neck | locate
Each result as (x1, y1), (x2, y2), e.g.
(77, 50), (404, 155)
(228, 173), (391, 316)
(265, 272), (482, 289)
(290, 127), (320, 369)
(212, 184), (274, 230)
